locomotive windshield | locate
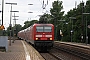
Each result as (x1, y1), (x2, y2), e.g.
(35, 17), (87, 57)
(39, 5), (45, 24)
(36, 26), (52, 32)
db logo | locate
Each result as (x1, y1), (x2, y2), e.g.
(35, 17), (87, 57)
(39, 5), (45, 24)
(42, 35), (45, 37)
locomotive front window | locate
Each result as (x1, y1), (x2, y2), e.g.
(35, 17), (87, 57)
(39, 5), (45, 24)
(36, 27), (43, 32)
(44, 26), (52, 32)
(36, 26), (52, 32)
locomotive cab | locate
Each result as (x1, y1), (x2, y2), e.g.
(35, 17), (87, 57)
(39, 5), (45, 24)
(33, 24), (54, 50)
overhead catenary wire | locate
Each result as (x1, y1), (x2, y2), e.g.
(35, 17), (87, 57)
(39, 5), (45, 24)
(35, 0), (51, 19)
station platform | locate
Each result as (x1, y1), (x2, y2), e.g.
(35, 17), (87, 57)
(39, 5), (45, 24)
(0, 40), (44, 60)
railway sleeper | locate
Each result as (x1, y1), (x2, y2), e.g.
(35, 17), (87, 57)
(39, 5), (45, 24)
(54, 45), (90, 60)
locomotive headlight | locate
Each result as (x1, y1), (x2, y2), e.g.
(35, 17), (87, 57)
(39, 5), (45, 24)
(36, 38), (38, 40)
(50, 38), (52, 40)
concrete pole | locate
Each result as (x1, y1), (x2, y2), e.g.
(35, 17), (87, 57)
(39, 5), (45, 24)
(2, 0), (4, 25)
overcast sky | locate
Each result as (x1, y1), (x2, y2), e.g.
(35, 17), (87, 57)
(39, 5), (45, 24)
(0, 0), (87, 29)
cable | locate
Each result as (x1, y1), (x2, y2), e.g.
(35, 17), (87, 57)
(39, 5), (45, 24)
(38, 0), (43, 5)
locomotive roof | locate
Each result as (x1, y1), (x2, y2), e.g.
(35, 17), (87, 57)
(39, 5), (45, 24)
(18, 23), (54, 33)
(33, 23), (54, 26)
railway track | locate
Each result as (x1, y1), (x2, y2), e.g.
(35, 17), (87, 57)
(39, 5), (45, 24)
(40, 48), (83, 60)
(40, 52), (62, 60)
(54, 42), (90, 60)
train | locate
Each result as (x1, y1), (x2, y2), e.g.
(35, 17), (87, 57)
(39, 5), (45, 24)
(17, 23), (54, 51)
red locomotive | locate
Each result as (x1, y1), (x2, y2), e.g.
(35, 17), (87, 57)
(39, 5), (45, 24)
(18, 23), (54, 50)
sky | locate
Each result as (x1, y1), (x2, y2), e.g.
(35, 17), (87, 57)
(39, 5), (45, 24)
(0, 0), (87, 29)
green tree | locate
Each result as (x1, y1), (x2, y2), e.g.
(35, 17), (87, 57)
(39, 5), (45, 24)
(39, 13), (49, 23)
(7, 24), (22, 36)
(22, 20), (38, 29)
(14, 24), (22, 36)
(7, 26), (13, 36)
(63, 1), (90, 43)
(50, 0), (64, 40)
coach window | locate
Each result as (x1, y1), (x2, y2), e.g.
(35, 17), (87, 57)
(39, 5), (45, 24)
(36, 26), (43, 32)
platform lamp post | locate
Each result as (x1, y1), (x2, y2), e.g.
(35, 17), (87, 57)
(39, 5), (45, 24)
(27, 3), (33, 21)
(28, 4), (33, 10)
(0, 11), (2, 25)
(2, 0), (4, 26)
(0, 20), (1, 25)
(12, 18), (18, 43)
(0, 19), (1, 35)
(69, 17), (76, 42)
(0, 0), (4, 35)
(12, 12), (19, 26)
(6, 3), (17, 46)
(59, 20), (66, 32)
(28, 11), (33, 20)
(0, 11), (1, 25)
(59, 20), (66, 41)
(82, 13), (90, 44)
(12, 11), (19, 43)
(28, 4), (33, 12)
(0, 10), (2, 26)
(28, 3), (33, 19)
